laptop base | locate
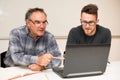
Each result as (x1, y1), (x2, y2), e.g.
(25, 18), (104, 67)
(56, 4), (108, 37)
(53, 67), (104, 78)
(53, 44), (110, 78)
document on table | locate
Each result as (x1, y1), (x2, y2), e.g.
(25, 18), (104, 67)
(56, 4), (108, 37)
(0, 67), (59, 80)
(0, 66), (39, 80)
(14, 72), (49, 80)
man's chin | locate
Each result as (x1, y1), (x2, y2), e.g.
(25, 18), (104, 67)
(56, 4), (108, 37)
(85, 31), (92, 36)
(37, 32), (44, 37)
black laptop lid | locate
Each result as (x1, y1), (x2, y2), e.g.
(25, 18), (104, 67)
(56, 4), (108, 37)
(63, 44), (110, 77)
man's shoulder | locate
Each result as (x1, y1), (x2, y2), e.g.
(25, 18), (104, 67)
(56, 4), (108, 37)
(10, 25), (28, 35)
(70, 25), (82, 32)
(97, 25), (110, 32)
(11, 25), (26, 31)
(97, 25), (111, 35)
(44, 31), (54, 38)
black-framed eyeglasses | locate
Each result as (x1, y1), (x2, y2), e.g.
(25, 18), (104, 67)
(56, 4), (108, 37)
(29, 19), (48, 26)
(81, 21), (96, 26)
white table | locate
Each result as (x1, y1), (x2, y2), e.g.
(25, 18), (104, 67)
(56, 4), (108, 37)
(0, 61), (120, 80)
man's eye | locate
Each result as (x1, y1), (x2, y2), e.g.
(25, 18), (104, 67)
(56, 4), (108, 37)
(35, 21), (40, 24)
(89, 21), (94, 23)
(43, 21), (47, 24)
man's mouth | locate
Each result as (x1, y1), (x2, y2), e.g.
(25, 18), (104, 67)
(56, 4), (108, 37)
(38, 29), (44, 32)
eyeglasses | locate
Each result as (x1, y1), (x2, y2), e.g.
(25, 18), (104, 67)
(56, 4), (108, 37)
(29, 19), (48, 26)
(81, 21), (96, 26)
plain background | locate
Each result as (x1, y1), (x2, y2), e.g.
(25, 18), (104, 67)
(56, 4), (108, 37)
(0, 0), (120, 61)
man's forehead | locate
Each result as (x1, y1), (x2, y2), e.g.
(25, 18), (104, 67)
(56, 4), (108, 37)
(31, 12), (47, 20)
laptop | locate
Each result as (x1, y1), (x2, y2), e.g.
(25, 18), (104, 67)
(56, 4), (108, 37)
(53, 44), (111, 78)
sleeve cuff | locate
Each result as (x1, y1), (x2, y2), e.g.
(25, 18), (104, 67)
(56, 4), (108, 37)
(30, 56), (38, 64)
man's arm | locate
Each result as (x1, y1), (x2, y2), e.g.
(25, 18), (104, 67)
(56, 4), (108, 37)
(44, 35), (61, 68)
(102, 28), (111, 44)
(8, 29), (37, 66)
(67, 28), (79, 44)
(105, 29), (111, 44)
(28, 64), (44, 71)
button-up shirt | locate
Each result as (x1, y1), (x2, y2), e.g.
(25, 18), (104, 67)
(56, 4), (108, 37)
(4, 25), (61, 68)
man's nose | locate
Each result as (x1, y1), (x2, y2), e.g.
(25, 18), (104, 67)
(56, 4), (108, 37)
(85, 23), (90, 28)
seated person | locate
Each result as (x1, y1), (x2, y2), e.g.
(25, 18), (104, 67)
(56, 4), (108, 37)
(67, 4), (111, 45)
(4, 8), (61, 71)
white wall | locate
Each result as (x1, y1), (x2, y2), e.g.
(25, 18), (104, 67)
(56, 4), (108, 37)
(109, 37), (120, 61)
(0, 0), (120, 38)
(0, 0), (120, 61)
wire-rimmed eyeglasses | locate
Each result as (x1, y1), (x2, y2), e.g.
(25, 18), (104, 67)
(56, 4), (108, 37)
(29, 19), (48, 26)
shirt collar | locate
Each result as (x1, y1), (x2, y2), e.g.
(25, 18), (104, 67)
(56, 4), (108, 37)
(25, 25), (44, 40)
(25, 25), (29, 35)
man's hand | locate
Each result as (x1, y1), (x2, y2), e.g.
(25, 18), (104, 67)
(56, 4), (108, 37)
(37, 53), (53, 67)
(28, 64), (44, 71)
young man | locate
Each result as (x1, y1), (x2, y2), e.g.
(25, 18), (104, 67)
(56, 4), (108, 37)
(67, 4), (111, 44)
(4, 8), (61, 71)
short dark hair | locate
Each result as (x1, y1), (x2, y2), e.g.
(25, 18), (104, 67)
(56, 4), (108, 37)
(81, 4), (98, 18)
(25, 8), (47, 20)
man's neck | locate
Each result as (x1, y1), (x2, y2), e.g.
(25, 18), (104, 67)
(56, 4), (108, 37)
(29, 32), (38, 41)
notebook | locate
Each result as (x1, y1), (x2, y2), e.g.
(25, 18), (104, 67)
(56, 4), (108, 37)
(53, 44), (110, 78)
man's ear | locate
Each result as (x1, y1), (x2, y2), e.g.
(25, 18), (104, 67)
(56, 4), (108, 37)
(96, 19), (99, 23)
(26, 19), (29, 24)
(80, 19), (82, 23)
(26, 19), (30, 27)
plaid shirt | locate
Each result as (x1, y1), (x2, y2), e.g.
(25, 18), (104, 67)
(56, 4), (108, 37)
(4, 25), (61, 68)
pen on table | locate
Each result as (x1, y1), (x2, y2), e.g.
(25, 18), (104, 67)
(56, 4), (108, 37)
(52, 57), (65, 60)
